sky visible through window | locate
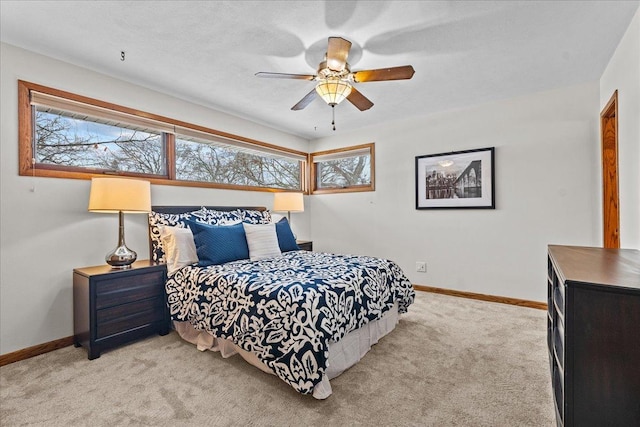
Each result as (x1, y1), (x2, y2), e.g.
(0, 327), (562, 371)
(35, 110), (165, 174)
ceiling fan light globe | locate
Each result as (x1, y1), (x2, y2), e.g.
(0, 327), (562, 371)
(315, 79), (352, 106)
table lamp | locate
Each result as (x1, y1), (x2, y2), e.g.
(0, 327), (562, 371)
(88, 177), (151, 269)
(273, 192), (304, 236)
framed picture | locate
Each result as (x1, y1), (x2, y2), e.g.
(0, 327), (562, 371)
(415, 147), (495, 209)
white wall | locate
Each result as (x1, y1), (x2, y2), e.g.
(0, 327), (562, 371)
(599, 8), (640, 249)
(0, 43), (311, 355)
(309, 82), (601, 302)
(3, 11), (637, 354)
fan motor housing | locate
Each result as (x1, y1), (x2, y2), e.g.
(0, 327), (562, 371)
(317, 61), (352, 81)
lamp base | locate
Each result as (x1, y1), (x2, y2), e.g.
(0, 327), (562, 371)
(106, 245), (137, 269)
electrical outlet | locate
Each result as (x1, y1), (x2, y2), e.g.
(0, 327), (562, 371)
(416, 262), (426, 273)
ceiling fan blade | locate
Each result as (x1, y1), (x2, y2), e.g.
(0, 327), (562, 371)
(326, 37), (352, 71)
(346, 87), (374, 111)
(291, 89), (318, 110)
(255, 72), (315, 80)
(352, 65), (415, 83)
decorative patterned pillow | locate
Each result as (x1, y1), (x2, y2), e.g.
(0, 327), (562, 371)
(149, 208), (268, 263)
(148, 208), (213, 263)
(186, 220), (249, 266)
(275, 217), (300, 252)
(243, 223), (282, 261)
(240, 209), (272, 224)
(200, 208), (246, 225)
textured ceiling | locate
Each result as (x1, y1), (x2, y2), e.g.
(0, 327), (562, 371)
(1, 1), (638, 139)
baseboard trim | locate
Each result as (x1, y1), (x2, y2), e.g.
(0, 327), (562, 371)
(0, 336), (75, 367)
(1, 286), (545, 366)
(413, 284), (547, 310)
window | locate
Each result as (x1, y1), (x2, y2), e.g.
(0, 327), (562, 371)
(174, 129), (302, 190)
(310, 143), (375, 194)
(34, 107), (167, 176)
(19, 80), (307, 192)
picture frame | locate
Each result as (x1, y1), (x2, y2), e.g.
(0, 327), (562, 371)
(415, 147), (495, 209)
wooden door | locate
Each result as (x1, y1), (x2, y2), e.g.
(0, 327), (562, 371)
(601, 91), (619, 248)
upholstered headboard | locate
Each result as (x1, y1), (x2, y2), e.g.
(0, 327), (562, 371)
(148, 205), (268, 262)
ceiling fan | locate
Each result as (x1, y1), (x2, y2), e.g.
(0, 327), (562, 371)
(256, 36), (415, 129)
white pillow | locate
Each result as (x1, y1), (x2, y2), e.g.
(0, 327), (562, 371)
(160, 226), (198, 274)
(242, 223), (282, 261)
(269, 212), (286, 223)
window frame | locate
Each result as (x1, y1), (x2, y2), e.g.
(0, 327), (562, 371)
(310, 143), (375, 194)
(18, 80), (308, 193)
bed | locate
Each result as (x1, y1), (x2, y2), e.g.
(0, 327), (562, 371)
(149, 205), (415, 399)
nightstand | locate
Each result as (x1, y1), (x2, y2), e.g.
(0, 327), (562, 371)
(73, 260), (169, 360)
(297, 240), (313, 251)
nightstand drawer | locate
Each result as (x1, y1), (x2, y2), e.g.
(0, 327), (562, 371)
(95, 271), (164, 309)
(96, 297), (164, 338)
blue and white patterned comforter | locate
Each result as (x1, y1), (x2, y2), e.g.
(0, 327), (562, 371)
(165, 250), (415, 394)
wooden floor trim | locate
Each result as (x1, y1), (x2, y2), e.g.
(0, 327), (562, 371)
(0, 336), (74, 367)
(1, 286), (545, 366)
(413, 284), (547, 310)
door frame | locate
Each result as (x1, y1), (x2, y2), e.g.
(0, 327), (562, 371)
(601, 90), (620, 248)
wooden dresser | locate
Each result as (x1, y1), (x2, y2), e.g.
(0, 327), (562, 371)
(547, 245), (640, 426)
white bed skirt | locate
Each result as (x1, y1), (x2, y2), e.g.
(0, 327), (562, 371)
(173, 302), (400, 399)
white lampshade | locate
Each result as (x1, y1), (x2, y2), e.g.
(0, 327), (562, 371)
(273, 192), (304, 213)
(88, 177), (151, 213)
(88, 177), (151, 269)
(315, 78), (352, 106)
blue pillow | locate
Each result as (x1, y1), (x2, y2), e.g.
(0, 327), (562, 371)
(185, 220), (249, 266)
(275, 218), (300, 252)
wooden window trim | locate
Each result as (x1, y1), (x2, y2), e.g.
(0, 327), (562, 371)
(18, 80), (308, 193)
(310, 142), (375, 194)
(601, 90), (619, 248)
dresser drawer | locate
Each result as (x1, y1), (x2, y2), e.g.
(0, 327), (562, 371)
(553, 321), (564, 369)
(553, 285), (564, 317)
(95, 270), (164, 309)
(547, 316), (553, 352)
(553, 365), (564, 423)
(96, 297), (164, 338)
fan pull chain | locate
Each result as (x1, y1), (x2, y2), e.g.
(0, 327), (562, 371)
(331, 105), (336, 131)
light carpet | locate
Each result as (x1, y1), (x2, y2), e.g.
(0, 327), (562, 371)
(0, 291), (554, 426)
